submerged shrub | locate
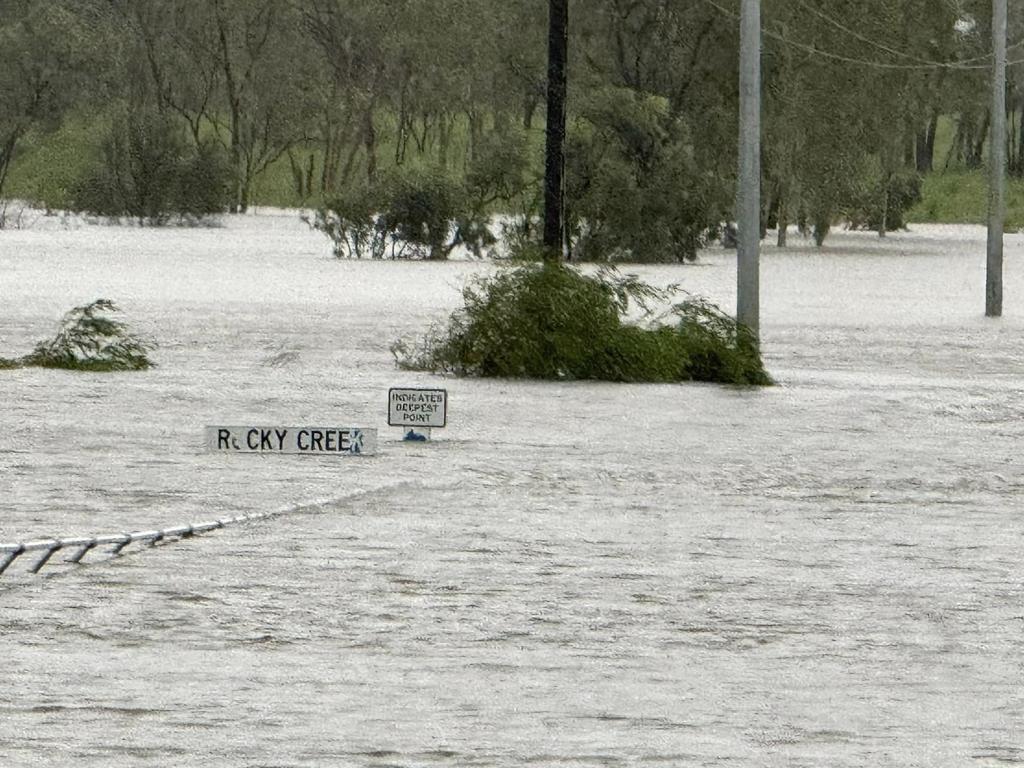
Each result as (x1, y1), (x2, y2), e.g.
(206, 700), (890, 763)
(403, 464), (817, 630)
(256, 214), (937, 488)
(310, 184), (387, 259)
(1, 299), (154, 372)
(313, 168), (465, 260)
(378, 167), (464, 260)
(312, 136), (528, 260)
(564, 87), (731, 263)
(848, 168), (923, 233)
(70, 109), (232, 225)
(392, 262), (771, 385)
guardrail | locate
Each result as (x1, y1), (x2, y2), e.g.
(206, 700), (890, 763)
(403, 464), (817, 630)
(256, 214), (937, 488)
(0, 510), (278, 578)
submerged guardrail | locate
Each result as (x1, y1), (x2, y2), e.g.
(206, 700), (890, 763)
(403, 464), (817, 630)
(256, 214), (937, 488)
(0, 510), (280, 578)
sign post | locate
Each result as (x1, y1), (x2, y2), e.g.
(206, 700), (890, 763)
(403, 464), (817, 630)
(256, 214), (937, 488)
(388, 388), (447, 441)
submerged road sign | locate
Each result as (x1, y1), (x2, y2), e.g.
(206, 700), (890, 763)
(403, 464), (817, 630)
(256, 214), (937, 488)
(206, 426), (376, 455)
(388, 388), (447, 429)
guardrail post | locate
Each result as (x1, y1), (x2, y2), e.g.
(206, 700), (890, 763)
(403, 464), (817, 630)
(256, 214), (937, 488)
(111, 535), (132, 556)
(0, 546), (25, 576)
(30, 544), (62, 574)
(68, 540), (98, 564)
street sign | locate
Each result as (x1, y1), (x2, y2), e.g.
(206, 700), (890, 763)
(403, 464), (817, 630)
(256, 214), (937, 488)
(388, 388), (447, 429)
(205, 426), (376, 455)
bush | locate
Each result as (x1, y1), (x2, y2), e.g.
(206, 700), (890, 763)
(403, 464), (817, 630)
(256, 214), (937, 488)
(392, 262), (771, 385)
(312, 134), (531, 260)
(378, 167), (464, 259)
(313, 167), (465, 260)
(0, 299), (154, 372)
(309, 184), (386, 259)
(70, 109), (232, 225)
(848, 168), (923, 232)
(564, 88), (731, 262)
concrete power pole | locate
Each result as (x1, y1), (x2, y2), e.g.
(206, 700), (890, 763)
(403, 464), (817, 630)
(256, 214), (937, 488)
(987, 0), (1007, 317)
(737, 0), (761, 338)
(543, 0), (569, 262)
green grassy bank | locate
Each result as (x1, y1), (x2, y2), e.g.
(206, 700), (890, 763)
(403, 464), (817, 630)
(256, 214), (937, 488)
(5, 115), (1024, 231)
(906, 171), (1024, 231)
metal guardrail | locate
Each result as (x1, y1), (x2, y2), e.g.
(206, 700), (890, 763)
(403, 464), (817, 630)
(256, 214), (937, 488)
(0, 510), (278, 578)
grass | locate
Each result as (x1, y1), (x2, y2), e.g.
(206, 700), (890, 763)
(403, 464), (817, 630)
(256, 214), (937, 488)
(907, 170), (1024, 231)
(3, 113), (106, 209)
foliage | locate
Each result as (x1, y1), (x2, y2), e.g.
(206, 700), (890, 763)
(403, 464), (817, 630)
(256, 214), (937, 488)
(908, 171), (1024, 231)
(392, 262), (771, 385)
(312, 167), (463, 259)
(309, 184), (386, 259)
(314, 142), (531, 259)
(377, 167), (464, 259)
(564, 87), (730, 262)
(0, 0), (113, 208)
(1, 300), (154, 372)
(848, 169), (923, 233)
(70, 109), (232, 224)
(2, 0), (1014, 241)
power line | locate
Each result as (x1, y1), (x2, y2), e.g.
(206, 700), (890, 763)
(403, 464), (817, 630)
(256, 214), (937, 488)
(700, 0), (1024, 71)
(794, 0), (985, 67)
(795, 0), (1024, 66)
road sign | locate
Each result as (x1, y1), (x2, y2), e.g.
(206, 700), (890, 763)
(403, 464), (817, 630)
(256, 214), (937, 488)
(388, 388), (447, 429)
(206, 426), (376, 455)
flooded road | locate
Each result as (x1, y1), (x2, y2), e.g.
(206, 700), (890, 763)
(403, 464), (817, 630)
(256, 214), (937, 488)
(1, 214), (1023, 765)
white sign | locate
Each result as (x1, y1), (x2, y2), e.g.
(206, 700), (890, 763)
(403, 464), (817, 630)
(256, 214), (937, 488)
(388, 388), (447, 428)
(206, 426), (376, 455)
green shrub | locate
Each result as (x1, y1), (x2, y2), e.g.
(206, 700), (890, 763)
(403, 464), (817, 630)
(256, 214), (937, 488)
(848, 168), (922, 232)
(378, 167), (464, 259)
(310, 184), (387, 259)
(564, 87), (731, 262)
(392, 262), (771, 385)
(313, 134), (531, 260)
(70, 109), (232, 225)
(313, 167), (464, 260)
(1, 299), (154, 372)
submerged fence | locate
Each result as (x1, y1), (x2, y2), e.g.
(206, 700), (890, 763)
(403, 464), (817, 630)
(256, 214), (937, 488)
(0, 509), (282, 579)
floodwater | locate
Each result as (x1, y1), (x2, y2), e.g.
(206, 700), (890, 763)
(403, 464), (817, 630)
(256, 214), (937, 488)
(1, 212), (1023, 766)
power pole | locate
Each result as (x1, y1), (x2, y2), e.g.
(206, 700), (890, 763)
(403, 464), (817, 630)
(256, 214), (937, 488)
(737, 0), (761, 337)
(543, 0), (569, 262)
(987, 0), (1007, 317)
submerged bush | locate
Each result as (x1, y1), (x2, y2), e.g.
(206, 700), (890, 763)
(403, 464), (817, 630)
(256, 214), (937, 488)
(70, 109), (232, 225)
(312, 134), (528, 260)
(313, 168), (466, 260)
(392, 262), (771, 385)
(564, 87), (731, 263)
(310, 184), (387, 259)
(1, 299), (154, 371)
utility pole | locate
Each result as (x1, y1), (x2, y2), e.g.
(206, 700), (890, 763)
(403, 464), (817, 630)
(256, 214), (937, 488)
(987, 0), (1007, 317)
(543, 0), (569, 262)
(737, 0), (761, 338)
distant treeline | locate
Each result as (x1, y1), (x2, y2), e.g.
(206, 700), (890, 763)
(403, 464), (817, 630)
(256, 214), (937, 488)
(1, 0), (1022, 255)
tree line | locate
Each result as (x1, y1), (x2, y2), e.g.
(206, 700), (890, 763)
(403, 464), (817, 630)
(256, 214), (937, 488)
(1, 0), (1021, 257)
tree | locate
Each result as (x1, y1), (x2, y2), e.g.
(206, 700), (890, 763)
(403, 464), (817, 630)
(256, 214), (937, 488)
(0, 0), (109, 207)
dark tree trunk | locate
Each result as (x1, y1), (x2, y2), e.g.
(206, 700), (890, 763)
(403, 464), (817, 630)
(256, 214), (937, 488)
(915, 112), (939, 173)
(1017, 104), (1024, 176)
(542, 0), (569, 261)
(967, 111), (990, 169)
(438, 115), (451, 169)
(777, 198), (788, 248)
(364, 107), (377, 184)
(523, 92), (539, 129)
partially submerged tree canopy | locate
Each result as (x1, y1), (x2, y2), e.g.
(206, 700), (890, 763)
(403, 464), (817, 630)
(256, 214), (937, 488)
(392, 262), (772, 385)
(1, 300), (154, 372)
